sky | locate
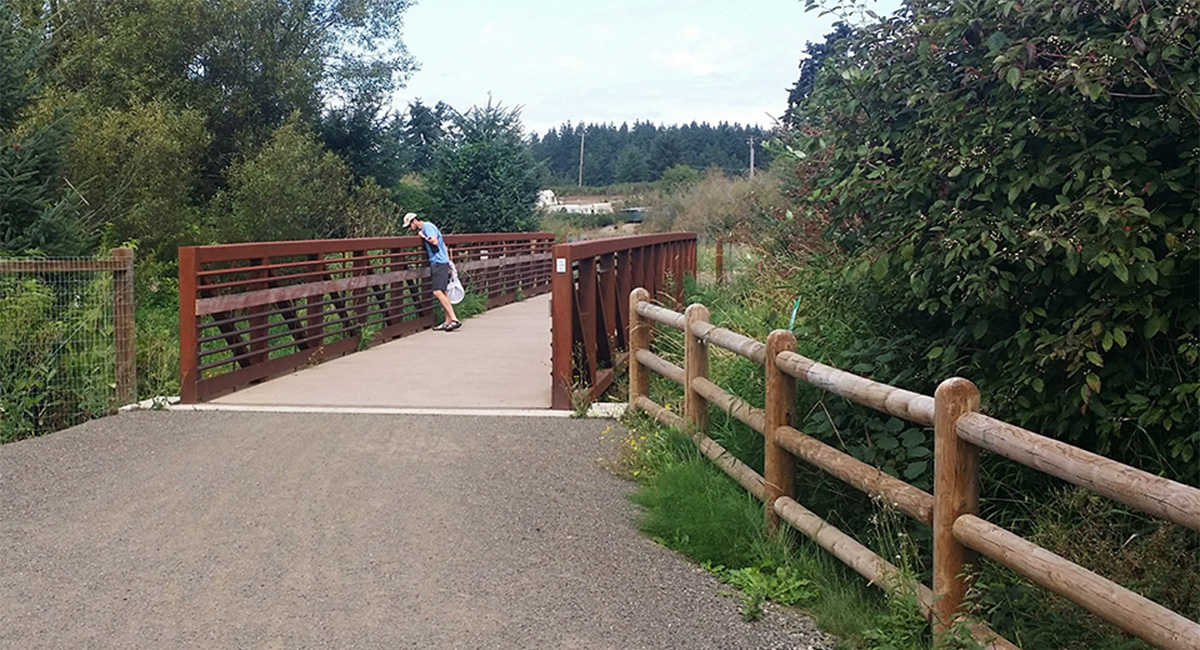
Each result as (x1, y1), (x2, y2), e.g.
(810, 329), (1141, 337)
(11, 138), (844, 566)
(391, 0), (886, 137)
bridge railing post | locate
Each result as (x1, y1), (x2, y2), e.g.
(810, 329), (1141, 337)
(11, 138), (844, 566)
(551, 243), (575, 410)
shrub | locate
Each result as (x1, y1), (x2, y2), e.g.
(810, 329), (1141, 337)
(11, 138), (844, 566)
(780, 0), (1199, 480)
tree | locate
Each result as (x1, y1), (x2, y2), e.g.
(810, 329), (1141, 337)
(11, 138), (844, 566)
(783, 22), (854, 128)
(320, 98), (406, 187)
(67, 102), (209, 259)
(218, 117), (355, 242)
(613, 144), (651, 183)
(36, 0), (418, 194)
(0, 3), (85, 256)
(429, 100), (542, 233)
(403, 99), (449, 172)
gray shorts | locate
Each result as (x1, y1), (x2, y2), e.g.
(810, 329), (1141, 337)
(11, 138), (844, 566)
(430, 263), (451, 292)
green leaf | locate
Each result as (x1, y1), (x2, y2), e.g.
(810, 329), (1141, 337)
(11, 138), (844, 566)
(1086, 373), (1101, 392)
(1005, 66), (1021, 89)
(927, 346), (944, 359)
(948, 165), (963, 178)
(1086, 351), (1104, 367)
(872, 254), (890, 281)
(903, 461), (928, 479)
(1144, 315), (1167, 338)
(1112, 262), (1129, 283)
(1113, 329), (1127, 347)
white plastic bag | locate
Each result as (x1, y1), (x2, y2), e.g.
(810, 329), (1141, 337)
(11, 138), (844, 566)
(447, 262), (465, 304)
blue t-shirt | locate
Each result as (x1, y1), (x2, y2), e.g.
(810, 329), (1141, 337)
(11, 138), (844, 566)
(421, 222), (449, 264)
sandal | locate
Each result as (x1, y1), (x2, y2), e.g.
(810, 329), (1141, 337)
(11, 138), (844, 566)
(432, 322), (451, 331)
(446, 320), (462, 331)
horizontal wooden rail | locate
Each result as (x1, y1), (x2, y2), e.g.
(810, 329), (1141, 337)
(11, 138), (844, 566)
(776, 425), (935, 525)
(776, 350), (935, 426)
(626, 288), (1197, 650)
(180, 233), (554, 402)
(955, 515), (1200, 650)
(635, 301), (686, 328)
(691, 321), (766, 364)
(635, 350), (685, 385)
(551, 233), (696, 409)
(692, 377), (767, 434)
(0, 258), (130, 272)
(958, 413), (1200, 532)
(634, 395), (683, 428)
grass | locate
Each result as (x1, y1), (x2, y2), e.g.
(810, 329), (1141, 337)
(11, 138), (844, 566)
(614, 410), (976, 649)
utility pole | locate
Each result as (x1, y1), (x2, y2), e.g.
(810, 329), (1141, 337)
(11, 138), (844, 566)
(748, 136), (756, 178)
(578, 129), (586, 187)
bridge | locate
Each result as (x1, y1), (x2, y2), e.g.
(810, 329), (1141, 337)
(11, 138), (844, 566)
(5, 232), (830, 649)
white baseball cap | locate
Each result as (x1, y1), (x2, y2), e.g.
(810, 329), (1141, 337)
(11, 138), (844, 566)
(402, 212), (418, 228)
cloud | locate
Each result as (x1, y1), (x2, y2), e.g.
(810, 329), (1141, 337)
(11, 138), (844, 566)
(650, 25), (735, 76)
(652, 50), (721, 76)
(554, 55), (587, 73)
(479, 21), (512, 47)
(587, 23), (614, 42)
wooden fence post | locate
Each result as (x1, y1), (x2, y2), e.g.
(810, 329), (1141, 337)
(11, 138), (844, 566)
(715, 236), (724, 285)
(933, 377), (981, 641)
(684, 303), (710, 435)
(765, 329), (796, 536)
(629, 288), (651, 408)
(112, 247), (136, 406)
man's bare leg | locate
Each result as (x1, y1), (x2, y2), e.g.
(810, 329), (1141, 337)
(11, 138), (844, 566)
(433, 289), (458, 323)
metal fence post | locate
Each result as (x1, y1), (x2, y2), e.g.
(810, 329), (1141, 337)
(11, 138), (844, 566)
(178, 246), (199, 403)
(933, 376), (981, 640)
(551, 244), (574, 410)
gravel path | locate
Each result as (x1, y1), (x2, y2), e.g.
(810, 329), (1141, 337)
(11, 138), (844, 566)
(1, 411), (835, 649)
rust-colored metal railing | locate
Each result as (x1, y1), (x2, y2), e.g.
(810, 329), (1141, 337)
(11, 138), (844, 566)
(550, 233), (696, 410)
(179, 233), (553, 402)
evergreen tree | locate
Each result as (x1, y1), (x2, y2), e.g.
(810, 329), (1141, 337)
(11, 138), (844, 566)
(613, 144), (651, 183)
(0, 5), (84, 256)
(403, 99), (449, 172)
(430, 100), (542, 233)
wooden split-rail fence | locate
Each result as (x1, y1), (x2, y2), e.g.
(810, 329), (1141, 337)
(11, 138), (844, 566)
(627, 288), (1200, 650)
(178, 234), (554, 402)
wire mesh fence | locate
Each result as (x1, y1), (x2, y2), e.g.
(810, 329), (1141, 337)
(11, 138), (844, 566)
(0, 251), (134, 443)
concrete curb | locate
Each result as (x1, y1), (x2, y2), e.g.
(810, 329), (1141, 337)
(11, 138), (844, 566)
(121, 397), (628, 419)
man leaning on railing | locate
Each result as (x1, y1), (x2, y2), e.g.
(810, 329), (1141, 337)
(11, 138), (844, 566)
(404, 212), (461, 332)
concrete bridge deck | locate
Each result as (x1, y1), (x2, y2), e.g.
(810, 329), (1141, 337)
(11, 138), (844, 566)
(0, 411), (829, 649)
(212, 293), (554, 410)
